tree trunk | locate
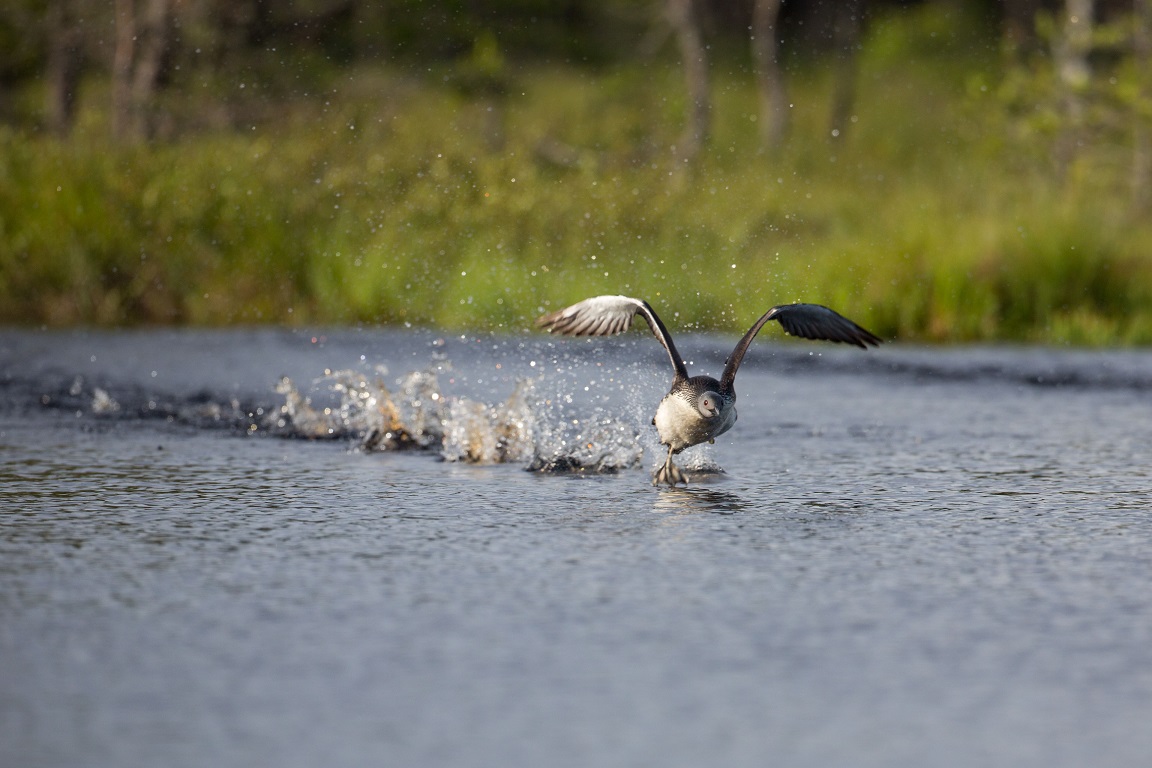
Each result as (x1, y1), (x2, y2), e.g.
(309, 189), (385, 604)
(112, 0), (170, 141)
(1056, 0), (1094, 102)
(131, 0), (170, 139)
(752, 0), (788, 149)
(112, 0), (135, 139)
(666, 0), (710, 163)
(46, 0), (82, 135)
(1052, 0), (1094, 173)
(1134, 0), (1152, 209)
(1001, 0), (1048, 56)
(828, 0), (865, 140)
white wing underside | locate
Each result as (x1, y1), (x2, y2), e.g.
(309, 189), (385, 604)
(537, 295), (687, 379)
(536, 295), (643, 337)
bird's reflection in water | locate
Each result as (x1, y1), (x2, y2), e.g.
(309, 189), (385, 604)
(651, 483), (750, 516)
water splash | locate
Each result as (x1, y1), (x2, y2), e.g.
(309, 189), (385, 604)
(27, 356), (648, 475)
(670, 448), (726, 476)
(274, 367), (442, 448)
(526, 409), (644, 473)
(91, 387), (121, 414)
(441, 378), (538, 464)
(274, 364), (644, 474)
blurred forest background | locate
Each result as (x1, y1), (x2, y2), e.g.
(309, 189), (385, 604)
(2, 0), (1152, 343)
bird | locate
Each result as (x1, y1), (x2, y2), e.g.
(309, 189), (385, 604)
(536, 295), (881, 486)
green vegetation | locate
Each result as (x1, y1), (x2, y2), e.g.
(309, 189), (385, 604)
(2, 4), (1152, 344)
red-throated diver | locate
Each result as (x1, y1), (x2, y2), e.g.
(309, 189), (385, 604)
(537, 295), (881, 486)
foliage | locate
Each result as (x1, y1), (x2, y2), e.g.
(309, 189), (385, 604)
(2, 2), (1152, 344)
(991, 7), (1152, 176)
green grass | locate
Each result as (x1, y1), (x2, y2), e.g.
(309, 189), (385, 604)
(3, 4), (1152, 343)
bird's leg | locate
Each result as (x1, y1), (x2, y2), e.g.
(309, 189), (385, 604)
(652, 445), (688, 487)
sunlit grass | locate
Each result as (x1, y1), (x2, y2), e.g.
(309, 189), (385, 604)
(2, 3), (1151, 343)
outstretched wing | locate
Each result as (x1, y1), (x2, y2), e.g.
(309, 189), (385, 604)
(536, 295), (689, 380)
(721, 303), (880, 387)
(768, 303), (882, 348)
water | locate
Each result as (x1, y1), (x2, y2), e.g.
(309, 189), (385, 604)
(3, 327), (1152, 768)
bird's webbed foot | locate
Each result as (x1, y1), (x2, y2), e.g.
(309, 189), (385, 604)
(652, 459), (688, 487)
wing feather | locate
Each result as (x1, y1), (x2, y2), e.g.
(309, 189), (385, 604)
(536, 295), (638, 337)
(536, 295), (689, 380)
(721, 303), (880, 388)
(769, 304), (881, 348)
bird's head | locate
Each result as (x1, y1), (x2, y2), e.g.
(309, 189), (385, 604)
(697, 390), (723, 419)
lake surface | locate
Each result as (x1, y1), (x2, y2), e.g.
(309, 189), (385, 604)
(2, 327), (1152, 768)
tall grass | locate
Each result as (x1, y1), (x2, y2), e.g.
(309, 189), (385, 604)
(3, 4), (1151, 343)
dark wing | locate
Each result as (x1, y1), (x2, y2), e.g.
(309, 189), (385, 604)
(769, 303), (882, 348)
(536, 295), (689, 380)
(721, 303), (880, 388)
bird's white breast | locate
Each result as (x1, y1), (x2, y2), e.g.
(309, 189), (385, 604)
(653, 393), (736, 453)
